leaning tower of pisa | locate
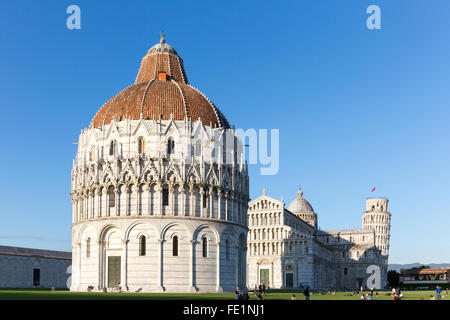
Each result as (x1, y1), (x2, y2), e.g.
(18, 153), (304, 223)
(361, 198), (391, 288)
(362, 198), (391, 257)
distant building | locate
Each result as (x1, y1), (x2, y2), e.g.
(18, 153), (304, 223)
(400, 267), (450, 286)
(0, 245), (71, 288)
(247, 188), (391, 290)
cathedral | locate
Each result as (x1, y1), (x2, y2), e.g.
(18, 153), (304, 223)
(70, 35), (249, 293)
(247, 189), (391, 290)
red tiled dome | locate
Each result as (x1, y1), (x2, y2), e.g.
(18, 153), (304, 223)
(90, 35), (229, 129)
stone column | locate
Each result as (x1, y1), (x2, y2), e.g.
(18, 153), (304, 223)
(189, 185), (195, 216)
(156, 183), (163, 216)
(90, 190), (95, 219)
(96, 240), (103, 290)
(121, 239), (129, 289)
(157, 239), (164, 292)
(125, 185), (130, 216)
(102, 188), (108, 217)
(169, 185), (175, 216)
(217, 189), (222, 220)
(216, 241), (222, 292)
(84, 193), (88, 220)
(114, 188), (119, 216)
(96, 189), (102, 218)
(232, 195), (237, 223)
(190, 239), (197, 292)
(76, 242), (82, 290)
(209, 186), (213, 218)
(180, 185), (186, 216)
(224, 192), (229, 220)
(200, 188), (205, 218)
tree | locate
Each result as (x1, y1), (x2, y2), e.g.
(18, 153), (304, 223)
(387, 270), (400, 288)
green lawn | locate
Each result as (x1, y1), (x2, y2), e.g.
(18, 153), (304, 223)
(0, 289), (447, 300)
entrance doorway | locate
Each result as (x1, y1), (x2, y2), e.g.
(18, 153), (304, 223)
(357, 278), (364, 289)
(285, 273), (294, 288)
(259, 269), (269, 286)
(108, 256), (121, 288)
(33, 268), (40, 286)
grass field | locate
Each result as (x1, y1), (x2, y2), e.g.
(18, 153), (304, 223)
(0, 289), (447, 300)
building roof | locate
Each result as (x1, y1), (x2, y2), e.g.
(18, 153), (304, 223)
(0, 245), (72, 260)
(318, 229), (373, 235)
(401, 267), (450, 276)
(287, 189), (314, 214)
(418, 268), (450, 275)
(90, 34), (230, 130)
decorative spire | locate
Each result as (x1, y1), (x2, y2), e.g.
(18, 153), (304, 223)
(297, 188), (303, 198)
(160, 31), (165, 44)
(263, 188), (266, 196)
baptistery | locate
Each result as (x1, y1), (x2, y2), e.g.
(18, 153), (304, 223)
(70, 34), (249, 293)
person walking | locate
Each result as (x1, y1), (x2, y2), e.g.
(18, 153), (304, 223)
(291, 294), (297, 300)
(304, 286), (310, 301)
(436, 285), (442, 300)
(234, 288), (240, 300)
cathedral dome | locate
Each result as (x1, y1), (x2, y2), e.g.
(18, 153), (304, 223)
(288, 188), (314, 213)
(90, 34), (230, 129)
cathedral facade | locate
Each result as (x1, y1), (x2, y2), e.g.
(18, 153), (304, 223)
(70, 36), (249, 293)
(247, 189), (391, 290)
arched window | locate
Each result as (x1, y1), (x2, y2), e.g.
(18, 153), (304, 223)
(203, 191), (207, 208)
(172, 236), (178, 256)
(139, 235), (146, 256)
(167, 138), (175, 155)
(162, 187), (169, 206)
(195, 140), (202, 157)
(202, 237), (208, 257)
(86, 238), (91, 258)
(108, 186), (115, 207)
(225, 239), (230, 260)
(109, 140), (116, 156)
(138, 137), (146, 154)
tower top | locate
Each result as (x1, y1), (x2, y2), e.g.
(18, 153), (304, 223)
(365, 198), (389, 213)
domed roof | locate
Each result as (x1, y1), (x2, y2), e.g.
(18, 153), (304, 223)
(146, 36), (178, 55)
(90, 33), (230, 129)
(288, 189), (314, 214)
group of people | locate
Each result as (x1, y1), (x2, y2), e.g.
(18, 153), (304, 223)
(234, 288), (250, 300)
(391, 287), (403, 300)
(248, 284), (267, 300)
(290, 286), (310, 300)
(396, 285), (448, 300)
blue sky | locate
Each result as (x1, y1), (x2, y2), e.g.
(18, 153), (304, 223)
(0, 0), (449, 264)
